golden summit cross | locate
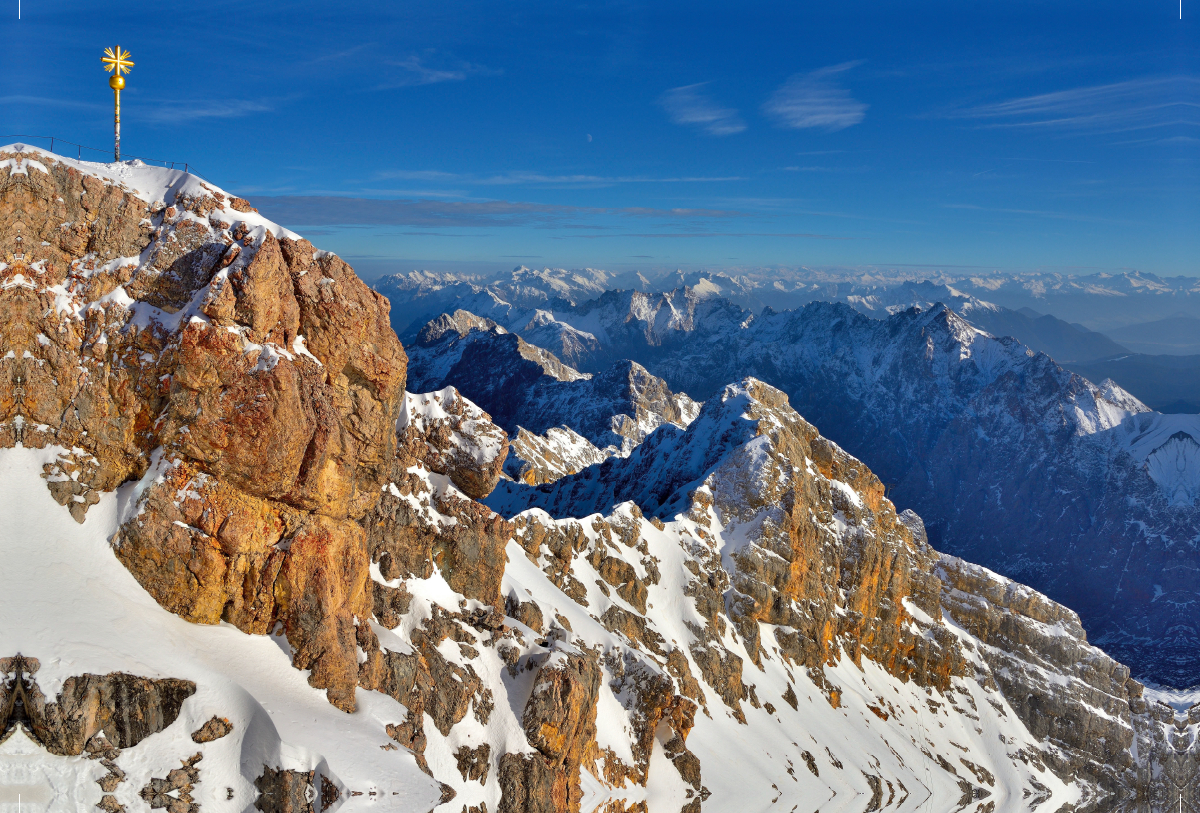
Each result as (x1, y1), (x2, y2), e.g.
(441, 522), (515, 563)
(101, 47), (133, 162)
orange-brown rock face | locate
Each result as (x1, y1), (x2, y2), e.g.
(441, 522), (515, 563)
(698, 383), (968, 696)
(514, 649), (603, 811)
(0, 148), (405, 711)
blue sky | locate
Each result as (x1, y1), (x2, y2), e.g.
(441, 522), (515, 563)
(5, 1), (1197, 278)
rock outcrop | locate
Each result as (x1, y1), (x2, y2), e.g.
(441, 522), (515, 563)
(0, 655), (194, 755)
(489, 378), (1200, 810)
(505, 426), (614, 484)
(0, 146), (406, 712)
(406, 312), (700, 456)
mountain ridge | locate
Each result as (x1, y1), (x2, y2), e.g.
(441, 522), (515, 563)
(397, 286), (1200, 686)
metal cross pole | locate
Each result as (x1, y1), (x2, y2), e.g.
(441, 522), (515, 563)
(101, 46), (133, 162)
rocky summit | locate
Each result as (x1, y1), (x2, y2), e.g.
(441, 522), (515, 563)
(1, 144), (1198, 813)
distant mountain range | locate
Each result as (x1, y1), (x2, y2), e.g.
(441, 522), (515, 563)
(942, 272), (1200, 332)
(961, 309), (1200, 414)
(376, 267), (1200, 414)
(957, 305), (1128, 362)
(386, 276), (1200, 686)
(377, 266), (1200, 337)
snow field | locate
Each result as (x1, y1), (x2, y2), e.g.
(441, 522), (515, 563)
(0, 446), (438, 813)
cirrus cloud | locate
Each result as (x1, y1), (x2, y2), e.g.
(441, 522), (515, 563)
(952, 76), (1200, 134)
(764, 62), (868, 132)
(377, 53), (500, 90)
(659, 83), (746, 136)
(250, 196), (746, 229)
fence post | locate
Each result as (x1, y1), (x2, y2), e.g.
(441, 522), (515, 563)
(49, 137), (54, 153)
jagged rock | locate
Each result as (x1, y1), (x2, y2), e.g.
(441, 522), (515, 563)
(523, 649), (600, 764)
(191, 716), (233, 743)
(600, 605), (666, 656)
(17, 671), (195, 755)
(367, 443), (512, 609)
(113, 463), (372, 712)
(372, 580), (412, 629)
(938, 555), (1158, 799)
(688, 641), (748, 720)
(140, 752), (202, 813)
(96, 795), (126, 813)
(97, 757), (126, 793)
(493, 379), (969, 695)
(320, 775), (340, 811)
(254, 766), (315, 813)
(397, 388), (508, 500)
(506, 426), (614, 485)
(497, 752), (570, 813)
(417, 309), (500, 345)
(454, 743), (492, 784)
(1, 147), (407, 713)
(506, 595), (545, 634)
(397, 278), (1200, 686)
(406, 315), (699, 454)
(361, 607), (495, 775)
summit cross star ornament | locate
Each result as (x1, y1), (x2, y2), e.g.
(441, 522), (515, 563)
(101, 47), (133, 161)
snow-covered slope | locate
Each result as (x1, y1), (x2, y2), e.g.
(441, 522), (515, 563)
(0, 446), (437, 812)
(406, 311), (700, 459)
(505, 426), (615, 485)
(0, 143), (430, 809)
(405, 292), (1198, 687)
(482, 379), (1197, 810)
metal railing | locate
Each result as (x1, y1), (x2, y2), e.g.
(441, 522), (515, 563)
(0, 133), (202, 176)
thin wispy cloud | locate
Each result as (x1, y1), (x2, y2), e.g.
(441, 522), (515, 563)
(303, 42), (373, 66)
(1111, 134), (1200, 146)
(782, 165), (867, 173)
(0, 95), (104, 111)
(380, 54), (499, 89)
(354, 188), (473, 199)
(954, 76), (1200, 133)
(0, 94), (276, 124)
(138, 99), (273, 124)
(252, 196), (746, 229)
(998, 157), (1095, 164)
(1145, 134), (1200, 144)
(575, 232), (853, 240)
(764, 62), (868, 131)
(376, 169), (743, 186)
(377, 170), (462, 182)
(659, 83), (746, 136)
(943, 202), (1130, 225)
